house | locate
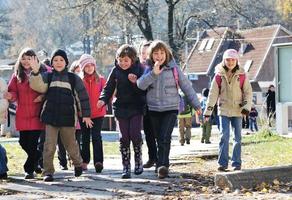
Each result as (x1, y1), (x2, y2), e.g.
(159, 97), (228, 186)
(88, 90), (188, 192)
(185, 25), (292, 102)
(184, 25), (292, 128)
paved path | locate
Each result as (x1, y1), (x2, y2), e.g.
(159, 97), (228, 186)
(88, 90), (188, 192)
(0, 127), (220, 199)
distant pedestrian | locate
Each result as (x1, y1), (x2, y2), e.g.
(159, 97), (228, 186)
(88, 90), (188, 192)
(98, 44), (145, 179)
(79, 54), (106, 173)
(266, 84), (275, 127)
(137, 40), (201, 179)
(29, 49), (92, 182)
(249, 105), (258, 132)
(178, 90), (194, 146)
(200, 88), (212, 144)
(203, 49), (252, 171)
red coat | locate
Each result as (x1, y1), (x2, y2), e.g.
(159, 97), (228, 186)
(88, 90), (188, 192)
(8, 74), (45, 131)
(83, 74), (106, 118)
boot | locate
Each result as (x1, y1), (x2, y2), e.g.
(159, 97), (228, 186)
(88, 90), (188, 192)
(133, 143), (143, 175)
(120, 146), (131, 179)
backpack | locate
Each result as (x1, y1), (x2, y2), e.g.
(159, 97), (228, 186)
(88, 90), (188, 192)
(179, 94), (192, 115)
(171, 67), (192, 115)
(215, 73), (245, 93)
(0, 144), (8, 174)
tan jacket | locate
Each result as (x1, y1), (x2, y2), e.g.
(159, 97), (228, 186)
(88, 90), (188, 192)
(204, 63), (252, 117)
(0, 78), (8, 124)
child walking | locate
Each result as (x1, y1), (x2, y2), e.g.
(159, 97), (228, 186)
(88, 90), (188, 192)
(200, 88), (212, 144)
(98, 44), (145, 179)
(138, 40), (157, 168)
(29, 49), (92, 182)
(4, 48), (45, 179)
(79, 54), (106, 173)
(203, 49), (252, 171)
(137, 40), (201, 179)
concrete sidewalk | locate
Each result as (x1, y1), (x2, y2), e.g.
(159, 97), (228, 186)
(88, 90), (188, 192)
(0, 126), (220, 199)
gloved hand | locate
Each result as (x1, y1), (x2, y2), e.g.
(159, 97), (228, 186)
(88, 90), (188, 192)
(241, 109), (249, 115)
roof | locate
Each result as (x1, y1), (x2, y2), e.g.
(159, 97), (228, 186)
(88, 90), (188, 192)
(186, 25), (292, 81)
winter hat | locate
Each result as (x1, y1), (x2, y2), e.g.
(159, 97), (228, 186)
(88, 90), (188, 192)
(79, 54), (96, 71)
(223, 49), (239, 60)
(50, 49), (69, 67)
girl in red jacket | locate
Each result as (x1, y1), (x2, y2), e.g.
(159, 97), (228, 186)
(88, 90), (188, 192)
(4, 48), (45, 179)
(79, 54), (106, 173)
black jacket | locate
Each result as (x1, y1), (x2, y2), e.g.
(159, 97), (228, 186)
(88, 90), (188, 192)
(99, 61), (146, 118)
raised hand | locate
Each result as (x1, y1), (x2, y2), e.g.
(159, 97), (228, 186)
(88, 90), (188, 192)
(30, 56), (40, 73)
(153, 61), (163, 75)
(33, 94), (44, 103)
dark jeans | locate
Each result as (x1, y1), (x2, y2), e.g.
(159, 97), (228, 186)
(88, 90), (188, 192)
(81, 117), (104, 164)
(19, 130), (41, 174)
(117, 115), (143, 147)
(143, 110), (157, 162)
(149, 111), (177, 168)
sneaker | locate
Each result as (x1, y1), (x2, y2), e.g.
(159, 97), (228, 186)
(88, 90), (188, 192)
(205, 141), (211, 144)
(81, 163), (88, 171)
(143, 160), (155, 168)
(158, 166), (169, 179)
(43, 174), (54, 182)
(201, 139), (204, 143)
(60, 165), (68, 170)
(24, 173), (34, 179)
(233, 166), (241, 171)
(186, 140), (190, 144)
(74, 166), (83, 177)
(217, 166), (227, 172)
(94, 162), (103, 173)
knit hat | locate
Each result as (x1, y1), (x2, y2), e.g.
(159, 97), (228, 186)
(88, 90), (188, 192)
(51, 49), (69, 67)
(79, 54), (96, 71)
(223, 49), (239, 60)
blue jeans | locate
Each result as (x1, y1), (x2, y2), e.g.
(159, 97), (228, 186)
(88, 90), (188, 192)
(218, 116), (242, 168)
(249, 118), (258, 132)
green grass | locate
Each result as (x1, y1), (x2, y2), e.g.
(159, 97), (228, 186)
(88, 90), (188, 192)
(2, 141), (119, 176)
(241, 128), (292, 168)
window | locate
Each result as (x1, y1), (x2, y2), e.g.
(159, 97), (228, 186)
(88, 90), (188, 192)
(205, 38), (215, 51)
(198, 39), (208, 51)
(244, 60), (253, 72)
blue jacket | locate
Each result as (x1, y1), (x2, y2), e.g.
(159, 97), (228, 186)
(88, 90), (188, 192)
(137, 60), (200, 112)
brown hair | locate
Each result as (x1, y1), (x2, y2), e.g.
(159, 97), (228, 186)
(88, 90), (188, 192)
(147, 40), (173, 66)
(15, 48), (37, 82)
(116, 44), (137, 63)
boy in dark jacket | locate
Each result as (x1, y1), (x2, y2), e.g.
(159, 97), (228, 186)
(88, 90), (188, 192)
(30, 49), (92, 182)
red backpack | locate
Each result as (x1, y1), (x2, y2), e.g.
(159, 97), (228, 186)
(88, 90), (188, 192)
(215, 74), (246, 93)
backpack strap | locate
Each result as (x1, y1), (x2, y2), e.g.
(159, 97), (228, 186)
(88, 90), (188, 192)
(68, 72), (76, 95)
(215, 73), (245, 93)
(239, 74), (246, 90)
(215, 74), (222, 92)
(172, 66), (179, 89)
